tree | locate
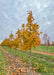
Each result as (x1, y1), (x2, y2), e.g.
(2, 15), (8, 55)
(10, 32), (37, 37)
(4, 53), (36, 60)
(47, 39), (50, 46)
(51, 41), (54, 46)
(9, 31), (14, 53)
(43, 33), (50, 46)
(9, 31), (14, 40)
(20, 11), (41, 50)
(15, 29), (22, 49)
(19, 11), (42, 75)
(12, 29), (22, 56)
(1, 38), (10, 47)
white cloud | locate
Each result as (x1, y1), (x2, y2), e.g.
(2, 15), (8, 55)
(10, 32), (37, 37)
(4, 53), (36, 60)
(43, 4), (48, 8)
(3, 13), (10, 20)
(37, 3), (41, 9)
(47, 21), (51, 25)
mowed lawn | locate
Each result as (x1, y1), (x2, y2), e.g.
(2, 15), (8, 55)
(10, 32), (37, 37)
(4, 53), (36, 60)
(3, 46), (54, 73)
(0, 47), (8, 75)
(31, 46), (54, 53)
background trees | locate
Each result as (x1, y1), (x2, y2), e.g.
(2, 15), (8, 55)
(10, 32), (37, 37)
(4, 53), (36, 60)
(43, 33), (50, 46)
(51, 41), (54, 46)
(1, 38), (10, 47)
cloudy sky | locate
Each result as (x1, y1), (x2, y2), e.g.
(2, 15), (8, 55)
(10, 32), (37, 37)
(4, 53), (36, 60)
(0, 0), (54, 43)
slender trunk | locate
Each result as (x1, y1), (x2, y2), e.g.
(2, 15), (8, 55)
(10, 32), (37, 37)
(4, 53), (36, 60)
(15, 49), (17, 57)
(47, 46), (48, 53)
(46, 41), (48, 53)
(47, 42), (48, 61)
(15, 49), (17, 64)
(10, 48), (11, 53)
(30, 48), (31, 75)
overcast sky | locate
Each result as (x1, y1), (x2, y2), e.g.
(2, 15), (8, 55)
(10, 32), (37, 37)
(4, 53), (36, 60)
(0, 0), (54, 43)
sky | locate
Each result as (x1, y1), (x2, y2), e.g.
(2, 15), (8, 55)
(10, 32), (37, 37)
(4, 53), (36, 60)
(0, 0), (54, 43)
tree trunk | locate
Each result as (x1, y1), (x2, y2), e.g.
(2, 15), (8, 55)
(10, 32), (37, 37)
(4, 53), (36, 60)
(15, 49), (17, 57)
(30, 48), (31, 75)
(10, 48), (11, 53)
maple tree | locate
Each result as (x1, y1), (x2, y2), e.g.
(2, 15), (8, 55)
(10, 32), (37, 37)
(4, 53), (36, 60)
(18, 11), (42, 74)
(1, 11), (41, 51)
(12, 29), (22, 56)
(15, 29), (22, 49)
(9, 31), (13, 40)
(1, 38), (10, 47)
(1, 31), (14, 48)
(9, 31), (14, 49)
(19, 11), (41, 51)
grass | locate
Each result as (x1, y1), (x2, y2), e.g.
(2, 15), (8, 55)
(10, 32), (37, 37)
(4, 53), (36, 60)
(0, 47), (8, 75)
(3, 46), (54, 73)
(31, 46), (54, 53)
(22, 51), (54, 62)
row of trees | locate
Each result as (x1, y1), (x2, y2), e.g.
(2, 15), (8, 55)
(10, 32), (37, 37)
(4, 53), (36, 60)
(51, 41), (54, 46)
(1, 11), (42, 75)
(1, 11), (42, 50)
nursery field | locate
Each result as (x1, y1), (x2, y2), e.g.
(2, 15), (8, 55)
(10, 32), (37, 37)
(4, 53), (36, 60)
(2, 46), (54, 74)
(0, 10), (54, 75)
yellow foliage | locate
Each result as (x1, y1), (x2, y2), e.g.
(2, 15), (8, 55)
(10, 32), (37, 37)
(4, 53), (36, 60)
(1, 11), (42, 51)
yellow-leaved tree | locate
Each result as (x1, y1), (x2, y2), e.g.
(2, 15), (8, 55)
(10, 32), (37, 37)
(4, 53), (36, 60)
(19, 11), (42, 74)
(1, 38), (10, 47)
(9, 31), (14, 52)
(20, 11), (41, 50)
(13, 29), (22, 56)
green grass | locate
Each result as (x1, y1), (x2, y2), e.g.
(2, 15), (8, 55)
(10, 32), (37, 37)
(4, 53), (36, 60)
(22, 51), (54, 62)
(31, 46), (54, 53)
(0, 47), (8, 75)
(3, 46), (54, 73)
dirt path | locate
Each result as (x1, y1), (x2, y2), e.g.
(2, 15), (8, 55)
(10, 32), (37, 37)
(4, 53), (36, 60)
(1, 48), (31, 75)
(32, 51), (54, 56)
